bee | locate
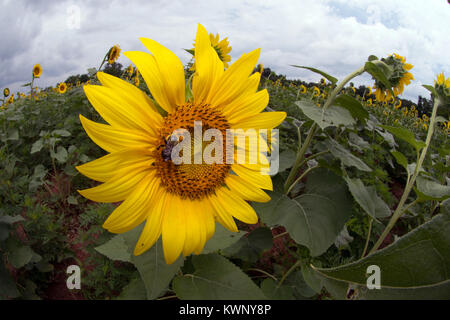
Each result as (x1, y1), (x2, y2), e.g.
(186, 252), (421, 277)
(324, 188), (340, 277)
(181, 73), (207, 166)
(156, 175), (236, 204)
(161, 134), (181, 162)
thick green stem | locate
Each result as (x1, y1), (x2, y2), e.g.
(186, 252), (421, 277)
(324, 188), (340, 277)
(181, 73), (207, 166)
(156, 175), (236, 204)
(286, 166), (320, 195)
(369, 98), (441, 254)
(322, 66), (365, 111)
(284, 123), (317, 193)
(277, 260), (302, 288)
(361, 217), (373, 258)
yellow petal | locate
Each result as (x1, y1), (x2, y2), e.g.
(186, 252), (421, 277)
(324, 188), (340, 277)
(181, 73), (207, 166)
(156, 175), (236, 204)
(78, 163), (151, 203)
(139, 38), (185, 107)
(96, 72), (163, 127)
(134, 191), (167, 255)
(103, 171), (160, 233)
(162, 194), (186, 264)
(209, 48), (261, 107)
(84, 85), (157, 135)
(79, 115), (156, 153)
(182, 201), (203, 257)
(231, 111), (286, 129)
(124, 51), (175, 113)
(192, 24), (224, 104)
(76, 148), (153, 183)
(225, 174), (271, 202)
(232, 164), (273, 190)
(224, 89), (269, 123)
(215, 187), (258, 224)
(209, 194), (238, 232)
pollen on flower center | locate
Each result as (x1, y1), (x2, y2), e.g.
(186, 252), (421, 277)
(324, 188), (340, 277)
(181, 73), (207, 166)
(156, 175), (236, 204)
(153, 103), (231, 200)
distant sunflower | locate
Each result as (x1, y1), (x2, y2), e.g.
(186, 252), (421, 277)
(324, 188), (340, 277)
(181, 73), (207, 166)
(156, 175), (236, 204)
(126, 64), (134, 76)
(312, 86), (320, 97)
(58, 82), (67, 94)
(3, 88), (10, 97)
(372, 53), (414, 102)
(299, 84), (307, 94)
(394, 99), (402, 109)
(33, 64), (43, 78)
(108, 45), (121, 64)
(7, 94), (14, 104)
(77, 24), (286, 264)
(434, 72), (450, 101)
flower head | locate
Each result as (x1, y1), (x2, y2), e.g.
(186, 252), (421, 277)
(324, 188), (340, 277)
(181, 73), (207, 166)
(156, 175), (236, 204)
(77, 24), (286, 264)
(58, 82), (67, 94)
(372, 53), (414, 102)
(108, 45), (121, 64)
(312, 86), (320, 97)
(33, 64), (43, 78)
(434, 72), (450, 102)
(3, 88), (10, 97)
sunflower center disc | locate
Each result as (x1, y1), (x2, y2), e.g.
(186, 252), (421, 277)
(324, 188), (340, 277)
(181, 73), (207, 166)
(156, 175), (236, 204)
(154, 103), (231, 200)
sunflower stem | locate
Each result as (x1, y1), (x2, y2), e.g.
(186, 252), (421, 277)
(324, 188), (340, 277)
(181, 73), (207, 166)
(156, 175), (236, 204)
(369, 97), (441, 254)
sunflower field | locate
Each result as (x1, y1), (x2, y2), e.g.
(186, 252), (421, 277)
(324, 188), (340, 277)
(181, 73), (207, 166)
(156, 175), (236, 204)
(1, 24), (449, 301)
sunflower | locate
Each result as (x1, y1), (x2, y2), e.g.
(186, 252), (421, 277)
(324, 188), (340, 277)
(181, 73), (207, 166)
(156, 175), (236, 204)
(76, 24), (286, 264)
(367, 98), (372, 106)
(365, 86), (372, 96)
(312, 86), (320, 97)
(394, 99), (402, 109)
(372, 53), (414, 102)
(434, 72), (450, 101)
(33, 64), (43, 78)
(58, 82), (67, 94)
(3, 88), (10, 97)
(126, 64), (134, 76)
(7, 94), (14, 104)
(108, 45), (121, 64)
(299, 84), (307, 94)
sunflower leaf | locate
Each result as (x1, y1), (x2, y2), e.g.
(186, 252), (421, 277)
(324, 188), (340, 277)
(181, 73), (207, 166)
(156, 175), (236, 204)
(295, 100), (356, 129)
(333, 94), (369, 122)
(309, 212), (450, 299)
(253, 168), (354, 256)
(364, 61), (394, 96)
(380, 125), (426, 152)
(173, 253), (267, 300)
(291, 65), (338, 84)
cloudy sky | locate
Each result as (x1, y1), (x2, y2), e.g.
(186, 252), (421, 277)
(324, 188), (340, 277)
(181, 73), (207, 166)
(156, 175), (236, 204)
(1, 0), (449, 102)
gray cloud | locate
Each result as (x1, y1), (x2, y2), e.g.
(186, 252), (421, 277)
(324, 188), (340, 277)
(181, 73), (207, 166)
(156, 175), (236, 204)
(1, 0), (449, 102)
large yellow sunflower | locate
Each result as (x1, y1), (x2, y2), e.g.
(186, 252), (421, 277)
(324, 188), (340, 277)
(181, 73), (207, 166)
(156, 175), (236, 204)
(77, 24), (286, 264)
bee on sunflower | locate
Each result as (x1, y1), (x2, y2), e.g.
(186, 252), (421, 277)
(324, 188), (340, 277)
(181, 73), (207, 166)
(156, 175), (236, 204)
(76, 24), (286, 264)
(372, 53), (414, 102)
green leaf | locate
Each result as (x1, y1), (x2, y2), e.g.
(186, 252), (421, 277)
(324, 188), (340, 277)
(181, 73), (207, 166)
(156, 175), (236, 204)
(223, 227), (273, 262)
(391, 150), (409, 174)
(0, 263), (20, 299)
(364, 61), (394, 96)
(333, 94), (369, 122)
(117, 277), (147, 300)
(291, 65), (338, 84)
(8, 244), (35, 269)
(260, 278), (295, 300)
(368, 55), (378, 61)
(30, 139), (44, 154)
(53, 146), (68, 163)
(6, 129), (19, 141)
(202, 223), (246, 254)
(67, 195), (78, 205)
(173, 254), (267, 300)
(95, 235), (132, 263)
(345, 177), (391, 219)
(0, 215), (24, 225)
(278, 149), (297, 173)
(325, 138), (372, 172)
(121, 227), (184, 300)
(52, 129), (71, 137)
(415, 176), (450, 201)
(380, 125), (426, 152)
(253, 169), (354, 256)
(296, 100), (356, 130)
(311, 213), (450, 299)
(422, 84), (437, 97)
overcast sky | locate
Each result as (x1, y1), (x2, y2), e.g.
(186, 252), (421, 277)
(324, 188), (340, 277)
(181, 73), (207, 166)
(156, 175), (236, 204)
(1, 0), (449, 102)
